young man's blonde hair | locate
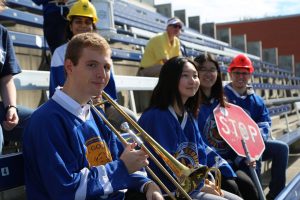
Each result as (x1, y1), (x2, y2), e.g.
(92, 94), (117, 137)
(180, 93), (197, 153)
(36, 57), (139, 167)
(65, 32), (111, 66)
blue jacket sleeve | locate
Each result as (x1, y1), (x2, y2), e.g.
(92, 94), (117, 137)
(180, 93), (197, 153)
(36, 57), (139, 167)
(257, 103), (271, 141)
(49, 46), (66, 97)
(104, 70), (117, 109)
(32, 0), (49, 5)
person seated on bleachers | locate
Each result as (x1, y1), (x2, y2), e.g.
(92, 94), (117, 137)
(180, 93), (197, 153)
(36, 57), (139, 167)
(224, 54), (289, 200)
(138, 56), (242, 200)
(50, 0), (137, 130)
(136, 17), (183, 112)
(138, 17), (183, 77)
(195, 53), (259, 200)
(23, 32), (164, 200)
(0, 0), (33, 154)
(32, 0), (70, 54)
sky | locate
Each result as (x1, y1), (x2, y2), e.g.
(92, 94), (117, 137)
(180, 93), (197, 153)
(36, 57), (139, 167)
(154, 0), (300, 23)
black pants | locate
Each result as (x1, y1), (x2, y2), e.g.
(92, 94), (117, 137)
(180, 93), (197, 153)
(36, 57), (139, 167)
(43, 11), (68, 54)
(221, 170), (259, 200)
(125, 190), (147, 200)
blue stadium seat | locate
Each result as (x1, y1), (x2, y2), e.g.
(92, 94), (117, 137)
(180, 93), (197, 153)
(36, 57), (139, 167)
(6, 0), (42, 14)
(275, 172), (300, 200)
(106, 32), (147, 46)
(0, 153), (24, 192)
(268, 105), (291, 117)
(8, 31), (47, 49)
(8, 31), (143, 62)
(0, 8), (43, 28)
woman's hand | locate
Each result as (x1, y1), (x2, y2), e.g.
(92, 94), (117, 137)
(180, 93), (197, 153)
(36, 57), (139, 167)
(245, 158), (256, 168)
(200, 179), (224, 197)
(2, 107), (19, 131)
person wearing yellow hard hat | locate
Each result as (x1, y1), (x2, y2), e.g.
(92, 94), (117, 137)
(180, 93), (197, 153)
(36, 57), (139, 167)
(65, 0), (98, 40)
(49, 0), (138, 143)
(50, 0), (103, 98)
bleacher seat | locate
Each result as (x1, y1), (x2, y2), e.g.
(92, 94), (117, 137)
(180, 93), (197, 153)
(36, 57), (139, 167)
(0, 153), (24, 192)
(9, 30), (46, 49)
(275, 172), (300, 200)
(6, 0), (42, 14)
(0, 8), (43, 28)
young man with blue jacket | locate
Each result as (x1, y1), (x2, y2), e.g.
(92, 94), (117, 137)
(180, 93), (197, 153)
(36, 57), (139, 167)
(224, 54), (289, 200)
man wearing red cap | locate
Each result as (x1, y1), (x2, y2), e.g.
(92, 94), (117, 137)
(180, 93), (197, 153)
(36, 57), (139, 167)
(224, 54), (289, 200)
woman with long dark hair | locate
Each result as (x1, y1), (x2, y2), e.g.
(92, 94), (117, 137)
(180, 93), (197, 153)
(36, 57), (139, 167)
(195, 53), (259, 200)
(138, 56), (242, 200)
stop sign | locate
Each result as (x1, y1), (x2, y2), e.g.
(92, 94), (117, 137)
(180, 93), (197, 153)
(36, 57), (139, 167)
(213, 103), (265, 160)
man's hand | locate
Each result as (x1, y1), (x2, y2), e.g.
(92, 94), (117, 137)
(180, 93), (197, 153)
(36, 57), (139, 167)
(2, 107), (19, 131)
(120, 143), (149, 174)
(145, 182), (164, 200)
(245, 158), (256, 168)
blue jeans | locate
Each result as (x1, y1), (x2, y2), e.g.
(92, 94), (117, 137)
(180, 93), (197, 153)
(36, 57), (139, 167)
(257, 139), (289, 199)
(0, 103), (34, 154)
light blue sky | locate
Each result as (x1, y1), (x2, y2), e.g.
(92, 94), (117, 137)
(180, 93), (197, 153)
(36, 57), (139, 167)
(154, 0), (300, 23)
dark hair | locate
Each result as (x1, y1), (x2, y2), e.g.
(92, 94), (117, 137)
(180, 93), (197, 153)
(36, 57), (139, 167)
(194, 52), (226, 107)
(65, 16), (97, 40)
(149, 56), (200, 117)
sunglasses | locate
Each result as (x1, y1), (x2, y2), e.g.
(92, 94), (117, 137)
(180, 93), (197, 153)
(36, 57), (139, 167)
(171, 24), (182, 29)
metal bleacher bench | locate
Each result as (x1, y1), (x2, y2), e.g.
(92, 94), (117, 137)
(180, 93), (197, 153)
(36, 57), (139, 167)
(275, 172), (300, 200)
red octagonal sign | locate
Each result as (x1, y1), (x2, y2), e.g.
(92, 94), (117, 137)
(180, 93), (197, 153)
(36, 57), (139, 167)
(213, 103), (265, 160)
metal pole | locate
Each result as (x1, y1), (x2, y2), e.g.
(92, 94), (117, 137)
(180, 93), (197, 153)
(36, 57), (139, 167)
(241, 139), (266, 200)
(92, 0), (117, 35)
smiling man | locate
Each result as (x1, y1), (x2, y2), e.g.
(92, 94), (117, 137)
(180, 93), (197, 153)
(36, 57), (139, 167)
(224, 54), (289, 200)
(23, 32), (163, 200)
(139, 17), (183, 77)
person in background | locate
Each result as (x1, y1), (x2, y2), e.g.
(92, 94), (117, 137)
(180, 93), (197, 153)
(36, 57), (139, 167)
(194, 53), (259, 200)
(138, 56), (242, 200)
(139, 17), (183, 77)
(23, 32), (164, 200)
(50, 0), (137, 130)
(136, 17), (183, 112)
(31, 0), (70, 54)
(0, 0), (33, 154)
(224, 54), (289, 200)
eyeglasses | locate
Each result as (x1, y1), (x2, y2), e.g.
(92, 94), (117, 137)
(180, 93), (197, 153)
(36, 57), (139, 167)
(231, 71), (251, 76)
(171, 24), (182, 29)
(198, 68), (217, 73)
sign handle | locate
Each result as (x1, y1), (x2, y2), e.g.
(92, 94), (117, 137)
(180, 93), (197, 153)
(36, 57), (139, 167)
(241, 139), (266, 200)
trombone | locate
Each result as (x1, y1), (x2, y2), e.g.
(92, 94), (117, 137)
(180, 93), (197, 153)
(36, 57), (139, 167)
(92, 91), (222, 199)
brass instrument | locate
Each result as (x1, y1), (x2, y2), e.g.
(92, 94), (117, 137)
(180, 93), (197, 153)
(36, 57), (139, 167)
(93, 91), (222, 199)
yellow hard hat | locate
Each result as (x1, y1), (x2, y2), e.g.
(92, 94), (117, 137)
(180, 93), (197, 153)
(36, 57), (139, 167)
(67, 0), (98, 23)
